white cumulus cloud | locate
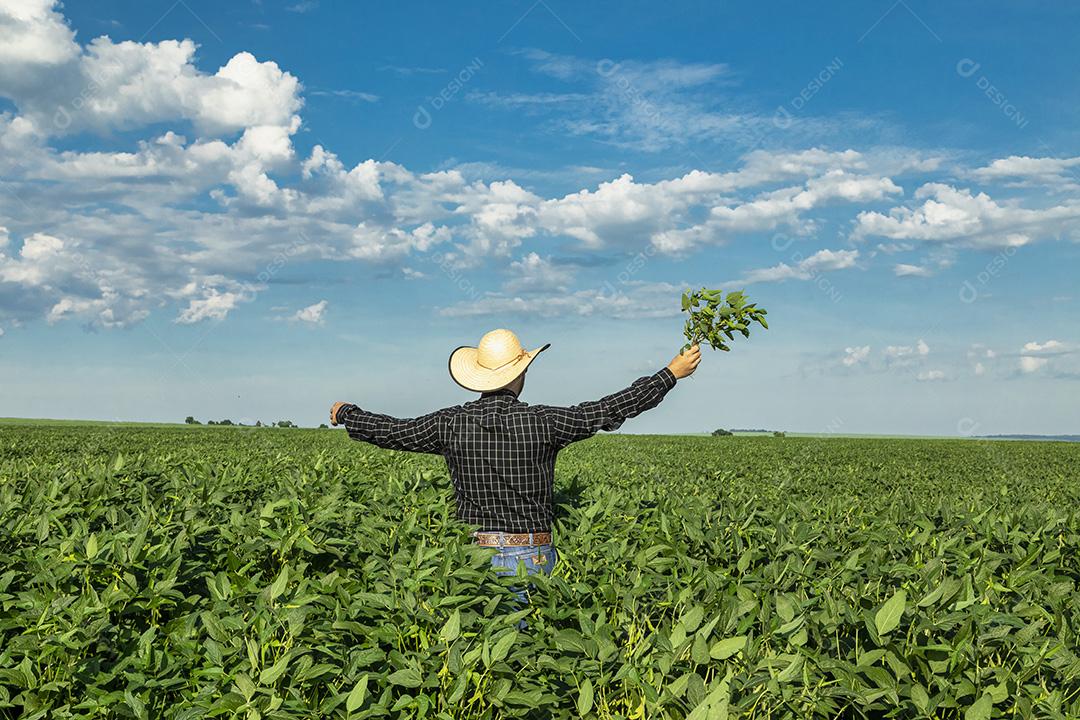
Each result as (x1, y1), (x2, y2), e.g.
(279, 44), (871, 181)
(853, 183), (1080, 249)
(1021, 339), (1064, 354)
(1019, 356), (1048, 373)
(293, 300), (328, 324)
(737, 248), (859, 284)
(842, 345), (871, 367)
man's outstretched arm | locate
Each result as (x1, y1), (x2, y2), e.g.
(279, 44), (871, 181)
(330, 402), (456, 454)
(539, 345), (701, 448)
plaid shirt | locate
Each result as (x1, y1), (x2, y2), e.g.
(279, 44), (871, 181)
(338, 367), (678, 533)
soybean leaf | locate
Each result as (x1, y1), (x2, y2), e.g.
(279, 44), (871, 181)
(710, 636), (746, 660)
(875, 590), (907, 636)
(346, 674), (368, 713)
(577, 677), (594, 715)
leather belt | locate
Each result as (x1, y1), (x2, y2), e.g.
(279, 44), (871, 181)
(473, 531), (552, 547)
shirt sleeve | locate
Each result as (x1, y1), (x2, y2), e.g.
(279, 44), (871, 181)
(536, 367), (677, 449)
(337, 404), (457, 454)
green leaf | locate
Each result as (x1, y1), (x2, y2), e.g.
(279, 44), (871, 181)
(440, 609), (461, 643)
(269, 565), (289, 601)
(710, 636), (746, 660)
(346, 674), (368, 713)
(124, 689), (147, 720)
(85, 533), (98, 559)
(259, 653), (290, 685)
(965, 693), (993, 720)
(491, 630), (518, 663)
(388, 667), (422, 688)
(668, 672), (691, 698)
(681, 605), (704, 633)
(910, 684), (930, 713)
(233, 672), (256, 699)
(687, 668), (733, 720)
(775, 594), (795, 623)
(691, 634), (711, 664)
(874, 589), (907, 636)
(577, 677), (594, 715)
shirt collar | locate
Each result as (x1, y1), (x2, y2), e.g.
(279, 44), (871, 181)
(480, 388), (519, 400)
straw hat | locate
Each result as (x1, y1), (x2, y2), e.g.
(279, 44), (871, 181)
(449, 329), (550, 392)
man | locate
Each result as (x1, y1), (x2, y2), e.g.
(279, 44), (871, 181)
(329, 328), (701, 597)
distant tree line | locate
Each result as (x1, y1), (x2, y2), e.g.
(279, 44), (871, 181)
(712, 428), (786, 437)
(184, 417), (312, 428)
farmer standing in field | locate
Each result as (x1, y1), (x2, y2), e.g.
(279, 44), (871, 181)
(330, 328), (701, 595)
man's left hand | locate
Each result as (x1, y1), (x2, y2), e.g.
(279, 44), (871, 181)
(330, 401), (349, 426)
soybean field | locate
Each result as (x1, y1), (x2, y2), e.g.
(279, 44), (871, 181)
(2, 423), (1079, 719)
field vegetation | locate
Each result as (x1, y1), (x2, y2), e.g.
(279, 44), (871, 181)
(1, 424), (1078, 718)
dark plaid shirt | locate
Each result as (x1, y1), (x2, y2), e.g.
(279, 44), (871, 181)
(338, 367), (678, 533)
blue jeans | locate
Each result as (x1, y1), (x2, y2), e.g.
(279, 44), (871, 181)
(486, 540), (558, 626)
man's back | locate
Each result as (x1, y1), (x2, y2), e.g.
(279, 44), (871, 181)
(446, 390), (558, 533)
(336, 367), (679, 533)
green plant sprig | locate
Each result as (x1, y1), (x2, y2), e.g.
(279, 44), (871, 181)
(681, 287), (768, 351)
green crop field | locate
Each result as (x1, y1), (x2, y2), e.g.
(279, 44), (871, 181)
(2, 423), (1079, 719)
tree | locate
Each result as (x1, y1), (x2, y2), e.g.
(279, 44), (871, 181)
(184, 416), (200, 425)
(255, 420), (263, 427)
(318, 423), (328, 429)
(773, 431), (786, 438)
(275, 420), (296, 428)
(711, 428), (733, 436)
(219, 419), (234, 426)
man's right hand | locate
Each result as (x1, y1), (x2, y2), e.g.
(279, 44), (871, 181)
(667, 345), (702, 379)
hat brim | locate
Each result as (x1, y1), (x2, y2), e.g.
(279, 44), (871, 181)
(448, 342), (550, 392)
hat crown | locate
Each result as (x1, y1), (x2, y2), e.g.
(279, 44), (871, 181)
(476, 329), (523, 369)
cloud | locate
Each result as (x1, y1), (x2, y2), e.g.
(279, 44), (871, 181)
(883, 339), (930, 360)
(653, 171), (901, 254)
(293, 300), (327, 324)
(875, 242), (916, 255)
(176, 287), (252, 324)
(842, 345), (871, 367)
(503, 253), (576, 294)
(1015, 340), (1075, 376)
(1019, 356), (1048, 373)
(0, 0), (78, 68)
(286, 1), (318, 12)
(893, 263), (933, 277)
(736, 248), (859, 284)
(476, 49), (884, 154)
(971, 155), (1080, 190)
(916, 369), (946, 381)
(379, 65), (447, 76)
(309, 89), (379, 103)
(974, 362), (985, 376)
(0, 24), (303, 137)
(1021, 339), (1065, 354)
(439, 280), (683, 319)
(0, 2), (1074, 335)
(853, 183), (1080, 249)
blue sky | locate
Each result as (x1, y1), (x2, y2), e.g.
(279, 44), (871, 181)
(1, 0), (1078, 435)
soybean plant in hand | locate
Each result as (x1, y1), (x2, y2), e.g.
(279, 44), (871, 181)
(681, 287), (768, 352)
